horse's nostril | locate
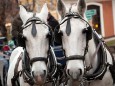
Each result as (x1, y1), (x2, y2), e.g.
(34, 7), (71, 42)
(43, 70), (46, 77)
(32, 71), (35, 77)
(79, 69), (82, 75)
(67, 69), (71, 76)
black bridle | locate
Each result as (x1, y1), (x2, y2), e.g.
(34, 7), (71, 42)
(22, 13), (51, 64)
(20, 13), (53, 85)
(56, 11), (109, 83)
(57, 12), (92, 62)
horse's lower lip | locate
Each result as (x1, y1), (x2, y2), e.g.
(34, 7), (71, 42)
(35, 76), (45, 85)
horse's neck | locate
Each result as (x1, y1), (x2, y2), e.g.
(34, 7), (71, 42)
(86, 37), (113, 74)
(86, 38), (98, 74)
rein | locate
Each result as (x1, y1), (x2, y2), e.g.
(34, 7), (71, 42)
(86, 37), (103, 71)
(84, 31), (108, 81)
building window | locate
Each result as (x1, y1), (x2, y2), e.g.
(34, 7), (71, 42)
(86, 5), (101, 34)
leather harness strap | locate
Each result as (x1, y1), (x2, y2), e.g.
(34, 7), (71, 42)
(11, 53), (22, 86)
(66, 55), (85, 61)
(30, 57), (48, 65)
(86, 40), (102, 71)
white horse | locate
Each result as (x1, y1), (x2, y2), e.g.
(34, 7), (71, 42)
(55, 0), (114, 86)
(7, 3), (53, 86)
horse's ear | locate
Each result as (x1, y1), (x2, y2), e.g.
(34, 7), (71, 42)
(39, 3), (49, 22)
(77, 0), (86, 17)
(19, 5), (28, 24)
(57, 0), (66, 19)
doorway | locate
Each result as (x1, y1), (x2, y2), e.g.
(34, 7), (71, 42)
(86, 3), (105, 36)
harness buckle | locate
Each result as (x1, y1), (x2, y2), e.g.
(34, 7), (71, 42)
(85, 65), (93, 72)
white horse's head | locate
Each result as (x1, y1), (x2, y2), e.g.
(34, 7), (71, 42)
(19, 4), (50, 85)
(57, 0), (92, 80)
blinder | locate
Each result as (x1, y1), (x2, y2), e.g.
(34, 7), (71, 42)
(82, 26), (92, 41)
(17, 34), (26, 48)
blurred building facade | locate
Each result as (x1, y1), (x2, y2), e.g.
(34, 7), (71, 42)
(64, 0), (115, 38)
(19, 0), (115, 38)
(19, 0), (58, 19)
(3, 0), (57, 39)
(3, 0), (115, 39)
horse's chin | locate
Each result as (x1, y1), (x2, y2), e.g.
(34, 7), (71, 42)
(69, 75), (82, 81)
(70, 77), (80, 81)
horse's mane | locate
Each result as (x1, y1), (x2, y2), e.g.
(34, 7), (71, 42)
(47, 13), (59, 31)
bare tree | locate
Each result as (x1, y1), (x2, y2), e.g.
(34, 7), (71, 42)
(0, 0), (7, 36)
(32, 0), (35, 11)
(0, 0), (19, 37)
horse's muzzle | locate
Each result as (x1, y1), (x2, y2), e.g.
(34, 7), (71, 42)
(66, 68), (82, 80)
(32, 70), (47, 85)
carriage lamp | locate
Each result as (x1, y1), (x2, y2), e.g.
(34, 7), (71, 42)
(95, 24), (98, 28)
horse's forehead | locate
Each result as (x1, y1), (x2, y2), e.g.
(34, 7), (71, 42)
(24, 24), (48, 36)
(60, 19), (85, 32)
(23, 13), (48, 37)
(36, 24), (49, 34)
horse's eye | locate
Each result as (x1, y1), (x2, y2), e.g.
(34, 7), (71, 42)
(82, 28), (88, 34)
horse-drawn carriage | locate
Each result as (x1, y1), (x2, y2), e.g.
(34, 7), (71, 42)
(7, 0), (115, 86)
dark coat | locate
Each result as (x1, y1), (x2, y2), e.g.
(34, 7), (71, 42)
(47, 13), (61, 45)
(47, 13), (59, 31)
(11, 14), (24, 46)
(11, 14), (23, 38)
